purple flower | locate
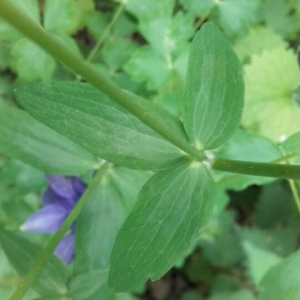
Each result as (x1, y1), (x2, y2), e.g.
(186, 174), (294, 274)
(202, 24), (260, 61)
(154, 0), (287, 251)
(21, 175), (86, 264)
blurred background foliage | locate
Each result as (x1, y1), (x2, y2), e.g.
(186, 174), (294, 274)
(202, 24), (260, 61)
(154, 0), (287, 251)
(1, 0), (300, 299)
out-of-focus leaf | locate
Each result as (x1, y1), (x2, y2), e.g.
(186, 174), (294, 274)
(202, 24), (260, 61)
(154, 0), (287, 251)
(282, 131), (300, 164)
(10, 38), (56, 82)
(234, 26), (287, 63)
(242, 240), (282, 287)
(109, 162), (214, 292)
(0, 229), (69, 296)
(0, 106), (98, 175)
(262, 0), (296, 38)
(259, 249), (300, 300)
(209, 290), (255, 300)
(44, 0), (93, 34)
(182, 22), (244, 150)
(242, 47), (300, 142)
(68, 269), (108, 300)
(254, 182), (294, 229)
(15, 82), (185, 171)
(199, 211), (244, 267)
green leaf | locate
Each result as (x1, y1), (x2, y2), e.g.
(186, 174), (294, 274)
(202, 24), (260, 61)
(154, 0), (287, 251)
(199, 211), (244, 267)
(124, 47), (173, 90)
(179, 0), (214, 15)
(234, 26), (287, 63)
(259, 249), (300, 300)
(182, 22), (244, 150)
(0, 229), (69, 296)
(75, 166), (150, 274)
(101, 38), (138, 72)
(0, 106), (98, 175)
(282, 131), (300, 163)
(242, 47), (300, 141)
(15, 82), (185, 171)
(68, 270), (108, 300)
(109, 161), (214, 291)
(262, 0), (295, 38)
(209, 290), (255, 300)
(10, 38), (56, 82)
(243, 240), (282, 287)
(44, 0), (90, 34)
(119, 0), (175, 21)
(210, 0), (260, 37)
(254, 182), (294, 229)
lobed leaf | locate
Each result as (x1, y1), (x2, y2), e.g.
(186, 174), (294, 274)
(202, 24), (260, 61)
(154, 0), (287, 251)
(109, 161), (214, 291)
(0, 106), (98, 175)
(182, 22), (244, 150)
(15, 82), (185, 170)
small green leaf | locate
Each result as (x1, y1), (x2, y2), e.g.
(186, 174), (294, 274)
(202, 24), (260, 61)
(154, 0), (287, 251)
(182, 22), (244, 150)
(15, 82), (184, 170)
(10, 38), (56, 82)
(259, 249), (300, 300)
(0, 229), (69, 296)
(109, 161), (214, 291)
(0, 106), (98, 175)
(44, 0), (89, 34)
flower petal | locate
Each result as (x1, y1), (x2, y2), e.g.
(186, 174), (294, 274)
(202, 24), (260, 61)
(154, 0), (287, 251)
(41, 186), (74, 209)
(45, 175), (76, 199)
(71, 177), (87, 198)
(55, 233), (75, 264)
(21, 204), (68, 233)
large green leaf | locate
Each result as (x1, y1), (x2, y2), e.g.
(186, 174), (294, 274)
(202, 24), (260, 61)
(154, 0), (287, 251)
(0, 229), (69, 296)
(0, 106), (98, 175)
(74, 167), (149, 299)
(259, 250), (300, 300)
(182, 22), (244, 150)
(109, 161), (215, 291)
(15, 82), (185, 170)
(75, 166), (150, 274)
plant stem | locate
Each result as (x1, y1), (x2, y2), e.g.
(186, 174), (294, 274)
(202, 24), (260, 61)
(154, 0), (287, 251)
(87, 1), (125, 63)
(216, 153), (300, 186)
(9, 163), (109, 300)
(0, 0), (204, 162)
(211, 157), (300, 180)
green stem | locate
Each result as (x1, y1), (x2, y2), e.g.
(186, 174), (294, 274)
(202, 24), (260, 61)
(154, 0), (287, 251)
(0, 0), (204, 162)
(212, 157), (300, 180)
(10, 163), (109, 300)
(216, 153), (300, 186)
(87, 1), (125, 63)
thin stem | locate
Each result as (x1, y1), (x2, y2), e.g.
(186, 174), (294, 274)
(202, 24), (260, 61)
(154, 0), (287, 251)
(87, 1), (125, 63)
(211, 157), (300, 181)
(0, 0), (204, 162)
(216, 153), (300, 186)
(10, 163), (109, 300)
